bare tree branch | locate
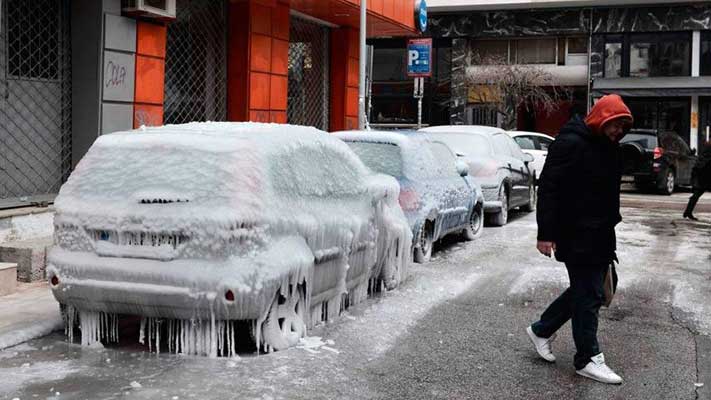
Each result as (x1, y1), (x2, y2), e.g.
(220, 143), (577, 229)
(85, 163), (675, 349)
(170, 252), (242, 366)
(465, 52), (569, 130)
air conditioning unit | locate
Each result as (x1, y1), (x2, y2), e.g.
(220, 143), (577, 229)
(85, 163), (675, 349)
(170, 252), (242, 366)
(123, 0), (176, 20)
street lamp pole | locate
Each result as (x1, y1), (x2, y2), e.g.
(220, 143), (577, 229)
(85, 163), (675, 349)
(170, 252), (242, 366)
(358, 0), (367, 130)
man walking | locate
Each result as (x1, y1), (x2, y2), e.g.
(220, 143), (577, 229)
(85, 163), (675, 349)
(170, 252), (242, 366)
(526, 94), (633, 384)
(683, 141), (711, 220)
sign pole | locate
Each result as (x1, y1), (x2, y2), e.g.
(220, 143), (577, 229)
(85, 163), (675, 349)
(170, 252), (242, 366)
(414, 77), (424, 129)
(358, 0), (367, 130)
(407, 38), (431, 129)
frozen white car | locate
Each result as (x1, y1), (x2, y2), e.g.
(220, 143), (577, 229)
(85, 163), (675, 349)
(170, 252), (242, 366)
(509, 131), (555, 178)
(420, 126), (536, 226)
(48, 122), (411, 356)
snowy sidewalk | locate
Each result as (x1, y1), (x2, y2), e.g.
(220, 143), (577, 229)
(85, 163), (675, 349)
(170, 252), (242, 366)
(0, 282), (62, 350)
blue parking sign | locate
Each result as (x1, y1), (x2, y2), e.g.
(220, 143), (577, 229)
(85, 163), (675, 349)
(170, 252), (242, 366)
(407, 38), (432, 77)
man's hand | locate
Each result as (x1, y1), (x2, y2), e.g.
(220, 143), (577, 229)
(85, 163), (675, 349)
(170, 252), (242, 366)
(537, 241), (556, 258)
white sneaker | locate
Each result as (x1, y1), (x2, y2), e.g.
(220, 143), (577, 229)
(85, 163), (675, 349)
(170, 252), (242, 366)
(526, 326), (556, 362)
(576, 353), (623, 384)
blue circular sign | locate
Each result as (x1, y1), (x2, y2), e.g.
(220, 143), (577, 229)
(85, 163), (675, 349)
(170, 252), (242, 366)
(415, 0), (427, 33)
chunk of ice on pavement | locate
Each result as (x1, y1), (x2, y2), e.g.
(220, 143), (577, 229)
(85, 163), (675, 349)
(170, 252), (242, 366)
(130, 381), (142, 389)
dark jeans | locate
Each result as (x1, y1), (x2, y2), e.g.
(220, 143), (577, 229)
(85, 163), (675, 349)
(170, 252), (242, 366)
(684, 188), (706, 216)
(531, 261), (607, 370)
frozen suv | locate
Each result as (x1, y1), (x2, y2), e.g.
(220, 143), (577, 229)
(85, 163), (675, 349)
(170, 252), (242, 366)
(48, 122), (412, 355)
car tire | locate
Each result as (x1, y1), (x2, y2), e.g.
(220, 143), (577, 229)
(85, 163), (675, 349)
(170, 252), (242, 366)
(261, 282), (307, 352)
(659, 169), (675, 196)
(487, 185), (508, 227)
(462, 205), (484, 241)
(413, 222), (433, 263)
(521, 182), (536, 212)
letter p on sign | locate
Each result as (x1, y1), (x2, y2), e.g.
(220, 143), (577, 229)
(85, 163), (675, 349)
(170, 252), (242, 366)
(408, 50), (419, 66)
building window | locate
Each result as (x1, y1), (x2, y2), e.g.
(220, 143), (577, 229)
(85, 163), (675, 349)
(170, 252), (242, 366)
(605, 42), (623, 78)
(601, 33), (691, 78)
(629, 34), (690, 77)
(567, 37), (588, 54)
(701, 32), (711, 76)
(515, 38), (556, 64)
(470, 40), (510, 64)
(372, 48), (407, 81)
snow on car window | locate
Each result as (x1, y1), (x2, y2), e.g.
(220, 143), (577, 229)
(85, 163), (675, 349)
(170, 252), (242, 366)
(514, 136), (536, 150)
(346, 142), (404, 178)
(271, 142), (365, 197)
(60, 145), (244, 204)
(429, 133), (491, 158)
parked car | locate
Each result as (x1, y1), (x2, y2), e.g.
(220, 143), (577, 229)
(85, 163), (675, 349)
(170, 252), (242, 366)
(336, 130), (484, 264)
(509, 131), (555, 177)
(48, 122), (412, 355)
(620, 129), (697, 195)
(420, 126), (536, 226)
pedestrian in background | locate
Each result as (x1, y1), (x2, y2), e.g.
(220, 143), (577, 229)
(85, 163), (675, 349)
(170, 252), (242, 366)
(526, 94), (633, 385)
(683, 141), (711, 221)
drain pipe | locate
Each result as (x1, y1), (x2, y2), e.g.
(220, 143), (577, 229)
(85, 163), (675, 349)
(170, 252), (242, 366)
(358, 0), (367, 130)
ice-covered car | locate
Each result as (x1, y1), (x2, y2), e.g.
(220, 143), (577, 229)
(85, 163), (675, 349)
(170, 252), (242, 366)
(336, 130), (484, 263)
(48, 122), (412, 356)
(420, 126), (536, 226)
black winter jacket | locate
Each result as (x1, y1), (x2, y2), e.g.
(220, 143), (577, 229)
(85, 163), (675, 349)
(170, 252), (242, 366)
(692, 145), (711, 190)
(537, 116), (622, 264)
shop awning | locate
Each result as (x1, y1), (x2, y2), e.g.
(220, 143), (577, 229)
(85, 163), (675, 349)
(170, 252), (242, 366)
(592, 76), (711, 97)
(290, 0), (418, 37)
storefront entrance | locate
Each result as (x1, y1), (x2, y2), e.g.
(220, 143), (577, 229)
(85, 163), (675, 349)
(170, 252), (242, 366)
(287, 17), (330, 131)
(0, 0), (72, 207)
(625, 97), (691, 145)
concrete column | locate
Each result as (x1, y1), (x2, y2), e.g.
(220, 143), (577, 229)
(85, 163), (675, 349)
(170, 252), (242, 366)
(450, 38), (468, 125)
(691, 95), (699, 151)
(692, 31), (701, 78)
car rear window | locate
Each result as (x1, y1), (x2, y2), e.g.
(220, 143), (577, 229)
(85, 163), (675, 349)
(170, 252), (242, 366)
(620, 133), (658, 149)
(429, 133), (492, 158)
(346, 141), (404, 178)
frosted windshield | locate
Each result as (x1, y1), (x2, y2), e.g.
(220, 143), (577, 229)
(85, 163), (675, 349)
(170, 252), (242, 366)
(430, 134), (492, 158)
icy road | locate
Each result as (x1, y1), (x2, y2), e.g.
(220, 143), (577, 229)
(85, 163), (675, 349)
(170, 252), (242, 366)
(1, 206), (710, 400)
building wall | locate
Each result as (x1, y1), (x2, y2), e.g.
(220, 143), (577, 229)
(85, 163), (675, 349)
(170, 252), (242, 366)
(330, 28), (361, 131)
(227, 0), (290, 124)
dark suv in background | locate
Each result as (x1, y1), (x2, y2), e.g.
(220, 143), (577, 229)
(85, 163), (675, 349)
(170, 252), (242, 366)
(620, 129), (697, 195)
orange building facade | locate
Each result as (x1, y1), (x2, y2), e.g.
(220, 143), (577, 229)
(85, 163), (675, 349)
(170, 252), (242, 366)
(132, 0), (419, 132)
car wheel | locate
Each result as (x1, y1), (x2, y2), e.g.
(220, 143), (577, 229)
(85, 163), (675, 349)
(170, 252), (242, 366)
(462, 206), (484, 241)
(660, 169), (675, 196)
(521, 183), (536, 212)
(413, 222), (433, 263)
(487, 186), (508, 227)
(261, 282), (307, 352)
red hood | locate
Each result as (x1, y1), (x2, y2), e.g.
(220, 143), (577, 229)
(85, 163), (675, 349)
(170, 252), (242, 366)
(584, 94), (633, 136)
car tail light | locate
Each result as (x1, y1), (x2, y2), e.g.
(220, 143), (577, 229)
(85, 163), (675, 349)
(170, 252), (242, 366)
(653, 147), (664, 159)
(398, 189), (419, 211)
(51, 275), (59, 286)
(225, 290), (235, 302)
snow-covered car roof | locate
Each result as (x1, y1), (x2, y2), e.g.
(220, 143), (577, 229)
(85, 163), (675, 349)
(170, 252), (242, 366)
(508, 131), (555, 140)
(420, 125), (506, 136)
(334, 130), (445, 180)
(57, 122), (371, 220)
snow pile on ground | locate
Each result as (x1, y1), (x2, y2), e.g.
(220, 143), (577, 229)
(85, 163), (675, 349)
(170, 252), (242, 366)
(49, 122), (412, 355)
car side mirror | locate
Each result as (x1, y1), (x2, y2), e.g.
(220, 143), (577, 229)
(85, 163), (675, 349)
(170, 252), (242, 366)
(524, 153), (535, 163)
(456, 160), (469, 177)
